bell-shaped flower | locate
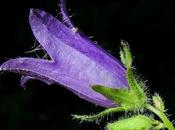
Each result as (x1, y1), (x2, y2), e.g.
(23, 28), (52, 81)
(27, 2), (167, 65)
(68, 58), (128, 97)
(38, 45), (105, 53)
(0, 0), (127, 107)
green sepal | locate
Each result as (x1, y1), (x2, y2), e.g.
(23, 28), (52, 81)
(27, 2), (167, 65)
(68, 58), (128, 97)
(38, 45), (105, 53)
(120, 42), (147, 107)
(107, 115), (154, 130)
(120, 42), (146, 97)
(92, 85), (145, 109)
(120, 41), (132, 69)
(91, 43), (147, 109)
(126, 68), (147, 107)
(152, 93), (165, 112)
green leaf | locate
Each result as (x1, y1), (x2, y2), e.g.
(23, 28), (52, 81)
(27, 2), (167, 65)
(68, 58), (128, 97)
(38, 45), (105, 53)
(107, 115), (154, 130)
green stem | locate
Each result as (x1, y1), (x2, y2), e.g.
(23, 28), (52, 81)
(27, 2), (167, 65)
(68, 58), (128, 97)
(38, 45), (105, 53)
(146, 104), (175, 130)
(72, 107), (126, 122)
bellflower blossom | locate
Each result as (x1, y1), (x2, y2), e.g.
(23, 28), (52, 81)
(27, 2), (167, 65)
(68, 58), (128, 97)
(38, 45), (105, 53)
(0, 0), (127, 107)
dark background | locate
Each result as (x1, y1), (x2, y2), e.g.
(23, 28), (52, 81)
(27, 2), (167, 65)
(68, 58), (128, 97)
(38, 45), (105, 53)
(0, 0), (175, 130)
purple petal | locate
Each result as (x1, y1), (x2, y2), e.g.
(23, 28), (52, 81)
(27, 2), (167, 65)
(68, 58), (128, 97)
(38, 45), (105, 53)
(29, 9), (127, 87)
(20, 75), (54, 87)
(60, 0), (74, 28)
(0, 58), (55, 84)
(0, 58), (115, 107)
(0, 8), (128, 107)
(20, 76), (33, 87)
(28, 9), (127, 107)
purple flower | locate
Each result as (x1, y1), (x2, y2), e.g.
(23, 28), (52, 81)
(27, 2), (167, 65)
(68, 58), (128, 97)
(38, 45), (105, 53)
(0, 0), (127, 107)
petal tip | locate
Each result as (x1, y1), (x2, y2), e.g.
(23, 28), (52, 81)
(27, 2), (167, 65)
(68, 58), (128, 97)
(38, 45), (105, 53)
(29, 8), (36, 16)
(29, 8), (46, 19)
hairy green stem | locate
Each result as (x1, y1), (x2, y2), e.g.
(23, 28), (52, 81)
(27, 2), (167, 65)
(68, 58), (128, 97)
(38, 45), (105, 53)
(146, 104), (175, 130)
(72, 107), (126, 122)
